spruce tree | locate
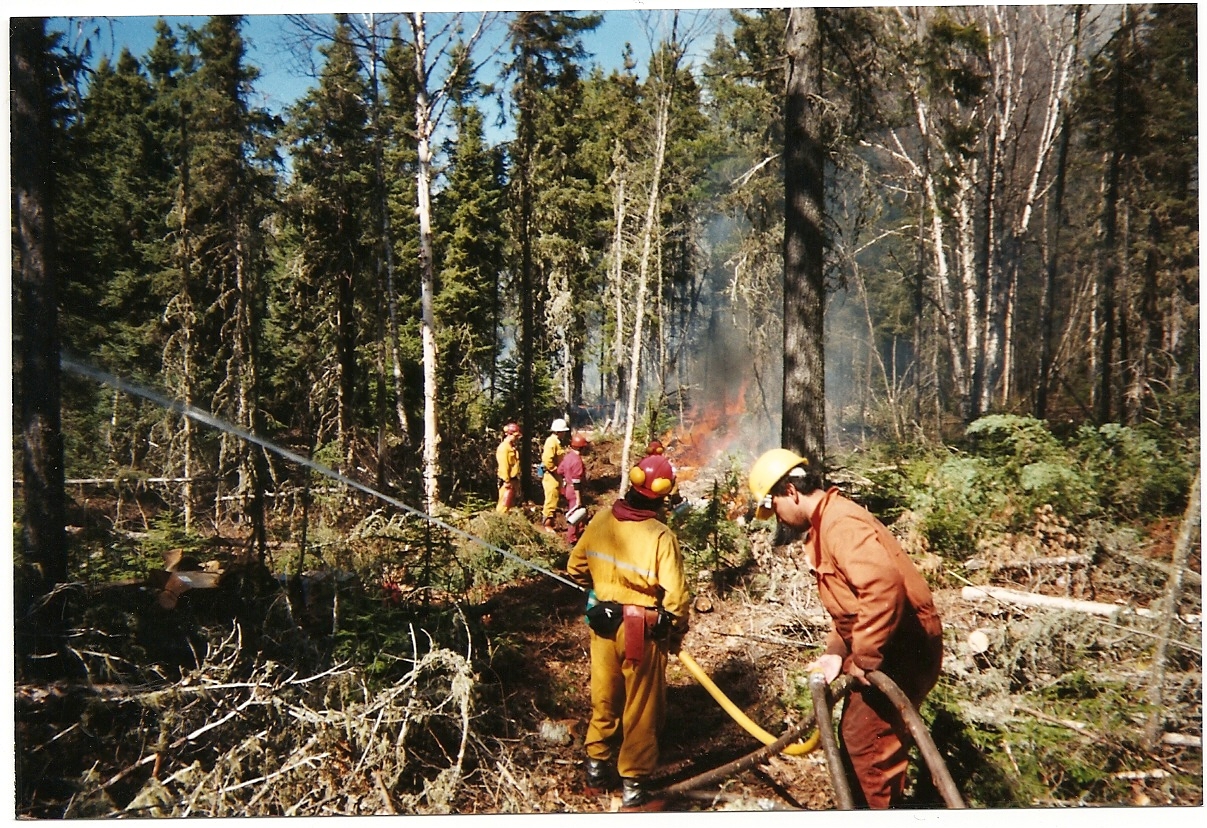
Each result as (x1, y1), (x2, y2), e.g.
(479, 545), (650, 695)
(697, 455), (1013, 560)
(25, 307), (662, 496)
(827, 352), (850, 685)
(280, 16), (376, 456)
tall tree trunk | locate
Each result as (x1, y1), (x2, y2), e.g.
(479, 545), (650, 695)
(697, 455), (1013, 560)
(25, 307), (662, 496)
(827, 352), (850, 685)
(411, 12), (441, 512)
(13, 17), (67, 589)
(609, 146), (629, 425)
(782, 7), (825, 466)
(176, 103), (197, 532)
(619, 52), (675, 490)
(1096, 7), (1130, 425)
(1037, 108), (1073, 418)
(515, 82), (536, 502)
(234, 233), (267, 558)
(365, 15), (411, 446)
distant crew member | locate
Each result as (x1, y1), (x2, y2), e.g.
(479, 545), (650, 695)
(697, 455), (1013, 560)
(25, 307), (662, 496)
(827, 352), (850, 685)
(559, 433), (590, 545)
(495, 423), (523, 513)
(541, 418), (571, 530)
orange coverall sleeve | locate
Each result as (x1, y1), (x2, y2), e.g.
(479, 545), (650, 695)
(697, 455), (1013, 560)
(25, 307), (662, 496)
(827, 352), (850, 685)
(827, 516), (907, 674)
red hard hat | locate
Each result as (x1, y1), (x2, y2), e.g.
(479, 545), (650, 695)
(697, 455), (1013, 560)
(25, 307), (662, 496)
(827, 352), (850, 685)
(503, 422), (521, 435)
(629, 453), (676, 499)
(646, 439), (664, 455)
(571, 433), (589, 449)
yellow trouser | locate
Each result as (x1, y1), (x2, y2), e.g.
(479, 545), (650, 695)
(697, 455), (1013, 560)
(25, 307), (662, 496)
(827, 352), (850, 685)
(585, 619), (668, 778)
(496, 481), (516, 513)
(542, 472), (561, 519)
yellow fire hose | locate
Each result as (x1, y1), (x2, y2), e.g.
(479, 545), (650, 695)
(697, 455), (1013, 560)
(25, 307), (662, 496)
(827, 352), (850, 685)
(677, 650), (820, 756)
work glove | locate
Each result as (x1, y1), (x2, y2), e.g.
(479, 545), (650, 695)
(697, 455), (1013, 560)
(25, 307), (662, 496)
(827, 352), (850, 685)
(654, 608), (685, 654)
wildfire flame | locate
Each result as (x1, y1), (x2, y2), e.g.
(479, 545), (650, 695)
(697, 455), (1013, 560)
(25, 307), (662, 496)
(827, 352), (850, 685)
(660, 380), (754, 519)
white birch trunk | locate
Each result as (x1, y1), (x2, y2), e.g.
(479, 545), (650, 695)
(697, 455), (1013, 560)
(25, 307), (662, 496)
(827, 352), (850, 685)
(609, 149), (628, 426)
(620, 65), (674, 492)
(411, 11), (441, 513)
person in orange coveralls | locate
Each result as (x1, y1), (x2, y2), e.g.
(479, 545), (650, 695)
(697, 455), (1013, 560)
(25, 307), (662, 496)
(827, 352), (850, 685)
(566, 452), (690, 812)
(748, 448), (943, 809)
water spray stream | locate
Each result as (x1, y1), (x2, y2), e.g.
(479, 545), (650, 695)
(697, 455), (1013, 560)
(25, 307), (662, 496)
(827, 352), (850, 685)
(60, 355), (584, 592)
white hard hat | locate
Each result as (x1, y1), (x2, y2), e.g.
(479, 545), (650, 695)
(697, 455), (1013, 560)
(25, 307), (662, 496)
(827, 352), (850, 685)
(550, 418), (569, 432)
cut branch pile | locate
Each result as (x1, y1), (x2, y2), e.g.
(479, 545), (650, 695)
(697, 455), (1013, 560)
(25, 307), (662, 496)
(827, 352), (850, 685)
(58, 625), (477, 817)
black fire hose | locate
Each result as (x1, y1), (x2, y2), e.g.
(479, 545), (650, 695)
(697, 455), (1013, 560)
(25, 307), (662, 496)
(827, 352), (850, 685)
(809, 671), (856, 809)
(661, 678), (851, 798)
(866, 670), (966, 809)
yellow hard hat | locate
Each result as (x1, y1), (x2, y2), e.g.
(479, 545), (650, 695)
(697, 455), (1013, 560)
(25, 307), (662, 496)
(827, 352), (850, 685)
(748, 449), (808, 520)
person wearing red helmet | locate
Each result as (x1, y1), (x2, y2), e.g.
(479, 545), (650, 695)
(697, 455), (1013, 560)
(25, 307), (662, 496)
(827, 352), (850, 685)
(645, 439), (664, 456)
(558, 433), (590, 545)
(495, 423), (522, 513)
(565, 453), (690, 812)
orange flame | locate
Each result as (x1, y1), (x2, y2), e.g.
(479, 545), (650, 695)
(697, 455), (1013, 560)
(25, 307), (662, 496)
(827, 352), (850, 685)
(667, 379), (749, 471)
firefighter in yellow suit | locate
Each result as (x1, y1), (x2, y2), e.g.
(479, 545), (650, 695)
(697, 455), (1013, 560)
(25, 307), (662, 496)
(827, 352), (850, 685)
(495, 423), (522, 512)
(566, 453), (690, 812)
(541, 418), (570, 529)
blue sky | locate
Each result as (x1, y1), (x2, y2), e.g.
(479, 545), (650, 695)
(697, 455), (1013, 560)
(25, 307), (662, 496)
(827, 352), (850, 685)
(47, 5), (737, 118)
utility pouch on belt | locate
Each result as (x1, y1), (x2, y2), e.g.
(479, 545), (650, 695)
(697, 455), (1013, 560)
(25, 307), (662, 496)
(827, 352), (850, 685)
(585, 600), (624, 636)
(623, 605), (646, 662)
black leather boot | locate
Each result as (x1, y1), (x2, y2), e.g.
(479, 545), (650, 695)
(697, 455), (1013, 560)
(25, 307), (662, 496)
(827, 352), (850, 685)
(583, 757), (618, 795)
(620, 777), (665, 812)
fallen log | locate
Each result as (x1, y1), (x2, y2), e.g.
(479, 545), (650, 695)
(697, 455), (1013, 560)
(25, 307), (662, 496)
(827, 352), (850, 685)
(961, 584), (1154, 619)
(1099, 541), (1202, 589)
(964, 553), (1093, 572)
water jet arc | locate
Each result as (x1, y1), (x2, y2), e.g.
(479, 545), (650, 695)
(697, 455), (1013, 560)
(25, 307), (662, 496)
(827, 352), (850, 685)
(60, 354), (583, 592)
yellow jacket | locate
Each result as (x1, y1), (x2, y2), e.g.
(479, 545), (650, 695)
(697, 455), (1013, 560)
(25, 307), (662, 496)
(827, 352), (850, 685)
(541, 433), (565, 476)
(567, 502), (690, 624)
(496, 438), (520, 482)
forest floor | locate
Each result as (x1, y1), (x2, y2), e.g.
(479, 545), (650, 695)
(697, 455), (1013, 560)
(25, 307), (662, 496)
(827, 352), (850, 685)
(12, 442), (1204, 815)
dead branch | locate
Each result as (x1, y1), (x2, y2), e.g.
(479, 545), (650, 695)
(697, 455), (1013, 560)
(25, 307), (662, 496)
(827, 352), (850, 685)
(965, 553), (1093, 572)
(1160, 733), (1202, 748)
(961, 584), (1155, 618)
(1145, 470), (1201, 748)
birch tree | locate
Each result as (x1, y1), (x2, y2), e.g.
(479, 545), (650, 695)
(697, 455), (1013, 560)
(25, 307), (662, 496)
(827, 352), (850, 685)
(976, 5), (1081, 412)
(401, 10), (493, 512)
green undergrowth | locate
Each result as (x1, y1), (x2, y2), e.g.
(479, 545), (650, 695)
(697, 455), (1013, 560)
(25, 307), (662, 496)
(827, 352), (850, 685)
(920, 672), (1202, 807)
(836, 414), (1197, 560)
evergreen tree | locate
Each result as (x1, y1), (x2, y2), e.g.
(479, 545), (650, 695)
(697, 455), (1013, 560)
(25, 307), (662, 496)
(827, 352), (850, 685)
(433, 92), (507, 497)
(57, 48), (175, 474)
(1080, 4), (1198, 424)
(177, 16), (281, 550)
(702, 10), (789, 425)
(504, 10), (601, 497)
(279, 16), (376, 456)
(578, 59), (642, 414)
(13, 17), (68, 589)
